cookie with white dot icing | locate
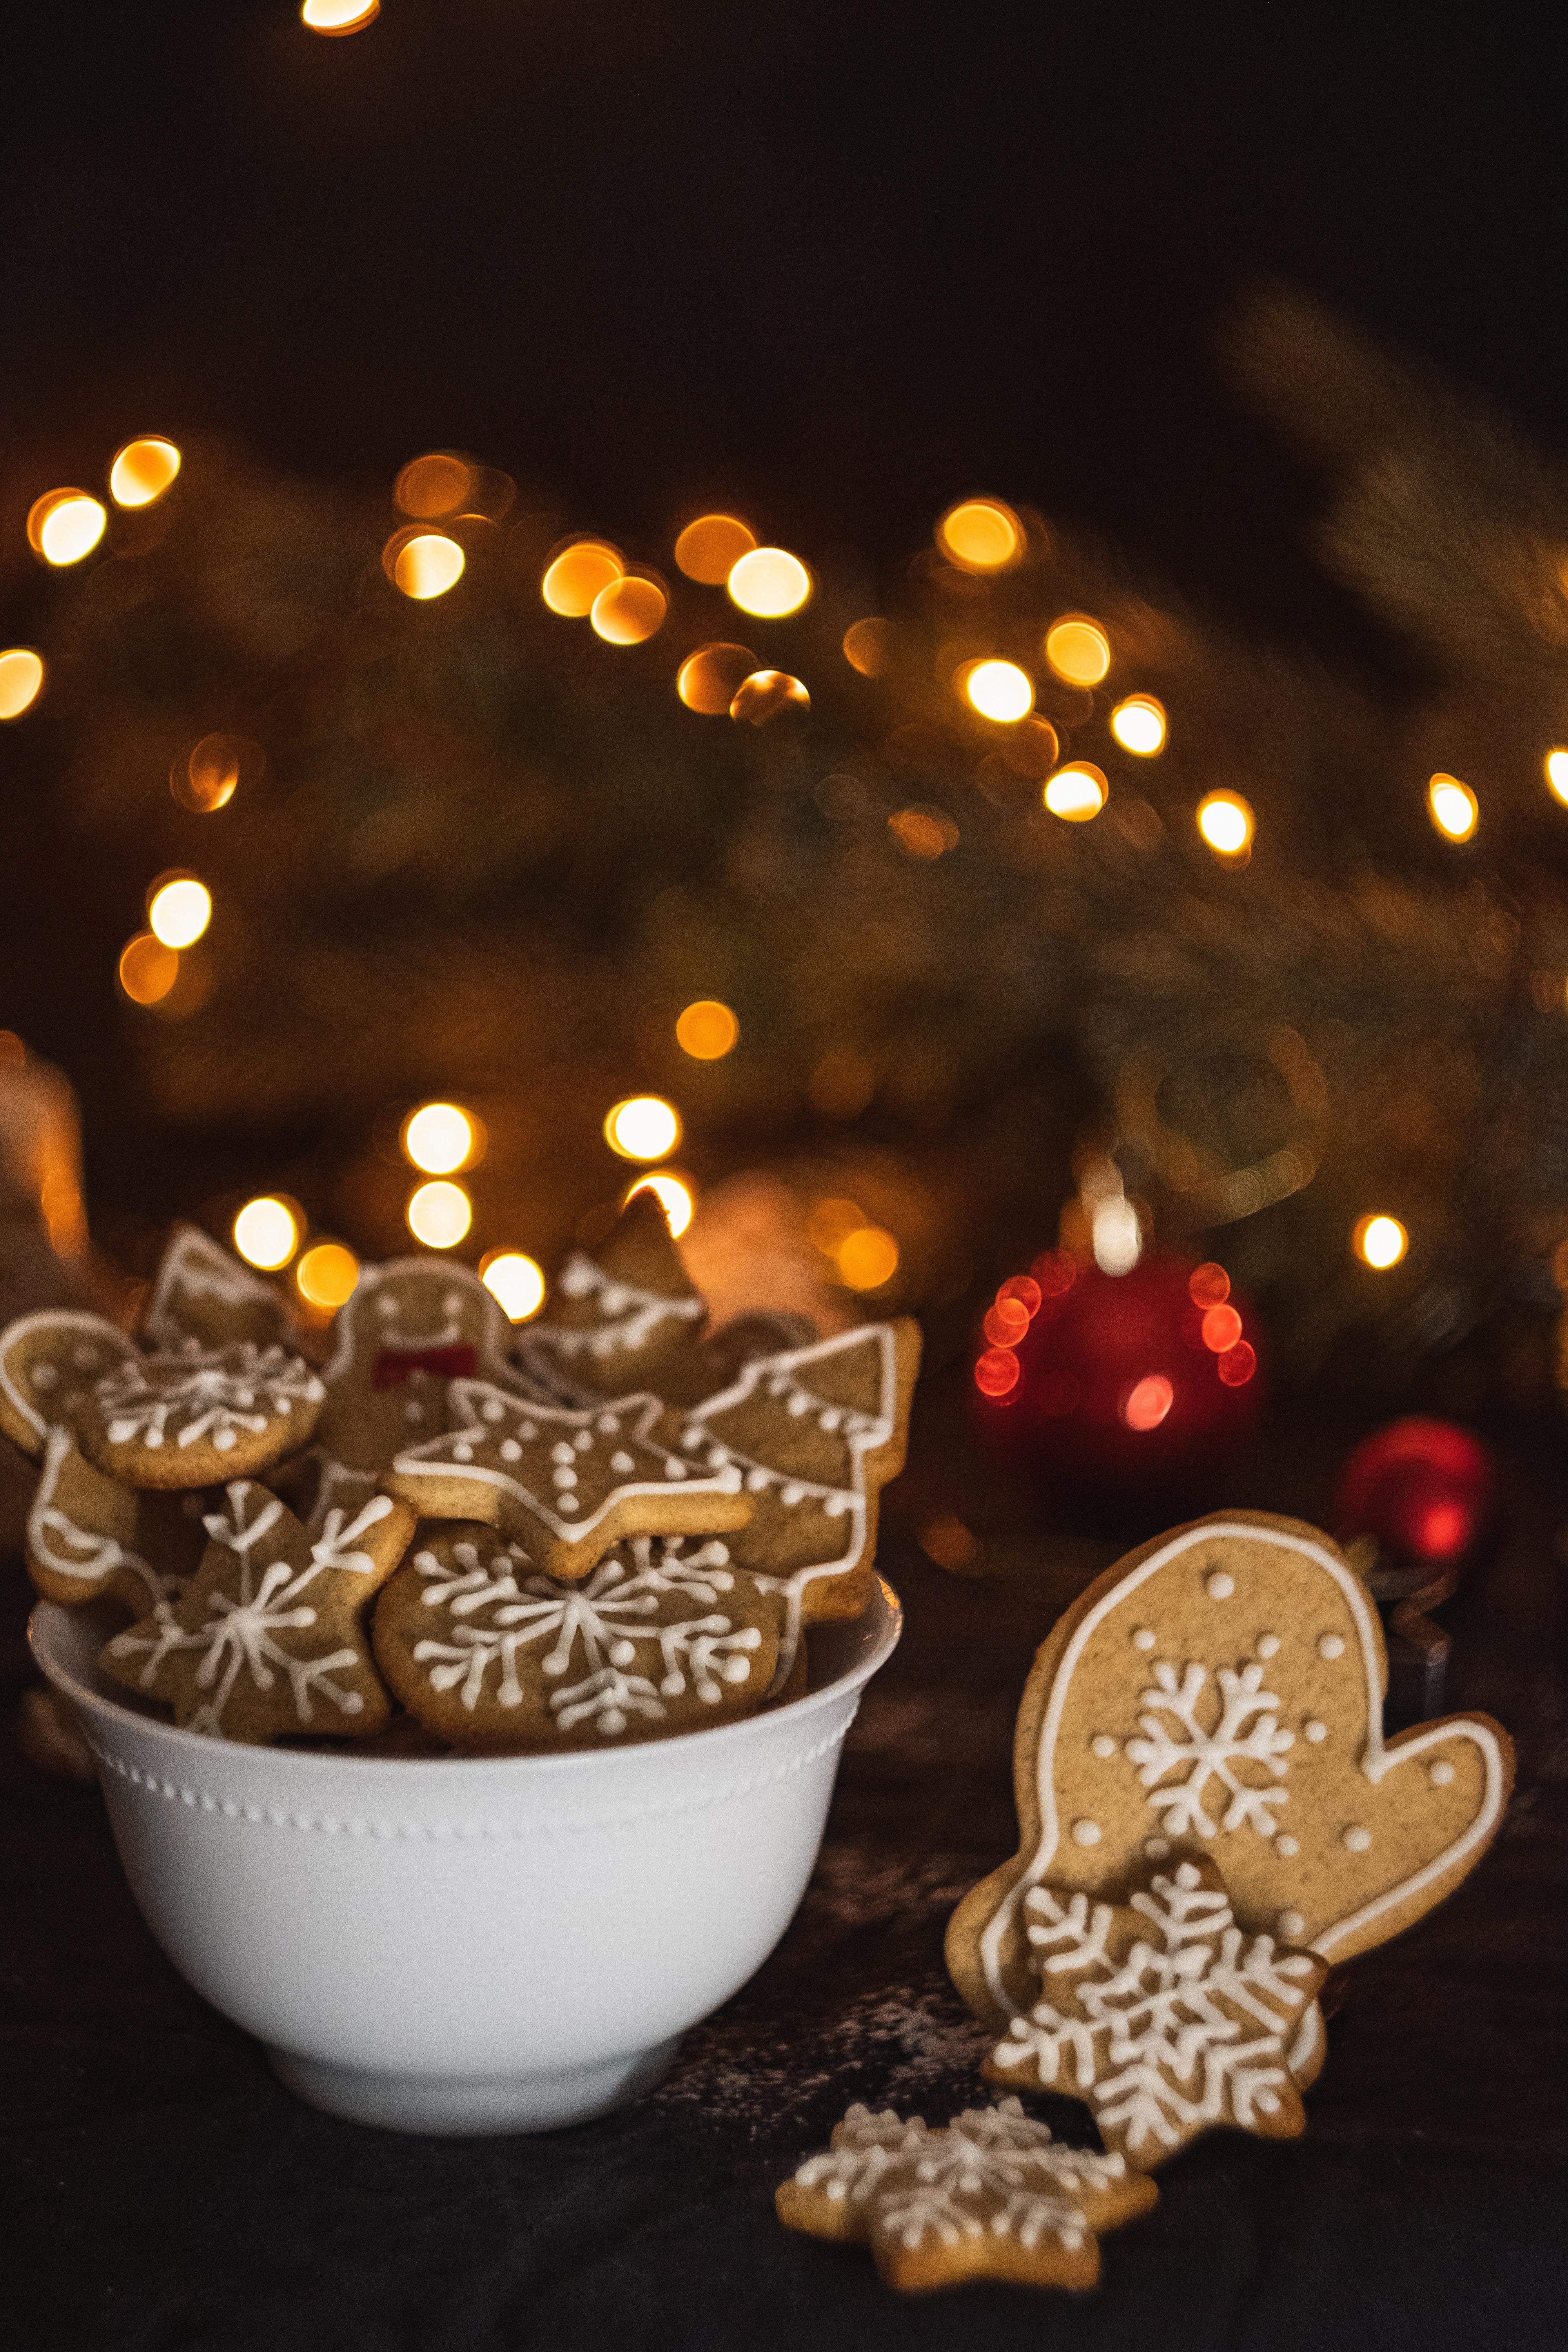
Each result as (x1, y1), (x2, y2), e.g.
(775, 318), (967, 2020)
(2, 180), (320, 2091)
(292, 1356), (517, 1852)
(73, 1340), (325, 1489)
(517, 1189), (710, 1404)
(946, 1509), (1514, 2049)
(381, 1381), (755, 1581)
(373, 1525), (781, 1749)
(140, 1222), (298, 1352)
(0, 1309), (140, 1460)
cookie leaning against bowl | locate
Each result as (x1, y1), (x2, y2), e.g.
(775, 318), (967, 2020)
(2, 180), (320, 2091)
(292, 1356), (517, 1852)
(74, 1341), (325, 1488)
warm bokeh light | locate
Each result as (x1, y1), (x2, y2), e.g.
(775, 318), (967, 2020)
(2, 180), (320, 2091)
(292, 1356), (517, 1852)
(675, 999), (739, 1059)
(590, 574), (668, 644)
(887, 805), (958, 859)
(28, 491), (107, 567)
(541, 539), (624, 617)
(727, 547), (811, 618)
(964, 659), (1034, 723)
(395, 452), (472, 518)
(674, 514), (756, 584)
(809, 1197), (866, 1255)
(108, 437), (181, 509)
(1122, 1374), (1174, 1431)
(974, 1346), (1021, 1399)
(300, 0), (380, 30)
(1547, 750), (1568, 805)
(390, 532), (465, 600)
(1043, 764), (1107, 821)
(997, 1274), (1042, 1316)
(936, 497), (1023, 573)
(1201, 1303), (1243, 1353)
(1188, 1262), (1230, 1308)
(479, 1248), (546, 1321)
(1197, 791), (1255, 857)
(1110, 694), (1166, 755)
(296, 1241), (359, 1310)
(0, 649), (45, 720)
(233, 1197), (299, 1271)
(677, 642), (756, 714)
(117, 933), (179, 1006)
(172, 733), (253, 814)
(402, 1102), (478, 1174)
(1427, 773), (1477, 841)
(994, 716), (1059, 779)
(623, 1171), (696, 1238)
(729, 669), (809, 724)
(1354, 1214), (1408, 1270)
(1044, 616), (1111, 686)
(604, 1094), (681, 1161)
(984, 1298), (1030, 1346)
(147, 877), (212, 949)
(842, 617), (895, 677)
(836, 1224), (900, 1291)
(1217, 1341), (1257, 1387)
(407, 1180), (472, 1249)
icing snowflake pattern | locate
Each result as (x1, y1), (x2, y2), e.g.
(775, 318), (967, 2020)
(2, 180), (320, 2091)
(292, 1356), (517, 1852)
(408, 1534), (762, 1735)
(988, 1863), (1323, 2164)
(95, 1343), (324, 1454)
(1125, 1657), (1295, 1838)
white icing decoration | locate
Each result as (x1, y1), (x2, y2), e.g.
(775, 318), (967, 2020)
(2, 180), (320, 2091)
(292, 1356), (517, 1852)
(1342, 1825), (1371, 1852)
(1072, 1818), (1102, 1846)
(1304, 1719), (1327, 1742)
(142, 1228), (287, 1350)
(1205, 1571), (1235, 1599)
(1125, 1658), (1294, 1838)
(1143, 1837), (1168, 1859)
(1275, 1834), (1299, 1857)
(26, 1423), (183, 1611)
(1429, 1758), (1455, 1786)
(1089, 1734), (1117, 1759)
(94, 1344), (323, 1455)
(1318, 1633), (1345, 1660)
(0, 1310), (138, 1443)
(1131, 1628), (1156, 1651)
(1277, 1910), (1305, 1940)
(527, 1252), (703, 1370)
(1257, 1633), (1280, 1658)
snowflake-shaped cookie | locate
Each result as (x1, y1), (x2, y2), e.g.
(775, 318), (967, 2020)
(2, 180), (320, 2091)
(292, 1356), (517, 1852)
(372, 1526), (780, 1748)
(102, 1483), (414, 1742)
(75, 1341), (325, 1488)
(777, 2096), (1156, 2292)
(383, 1384), (753, 1581)
(985, 1858), (1328, 2168)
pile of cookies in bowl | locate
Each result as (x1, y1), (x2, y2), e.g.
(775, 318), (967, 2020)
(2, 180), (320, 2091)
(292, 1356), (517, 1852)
(8, 1193), (920, 1756)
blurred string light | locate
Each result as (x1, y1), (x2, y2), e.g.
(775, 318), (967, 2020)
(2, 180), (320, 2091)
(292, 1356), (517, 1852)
(385, 529), (464, 601)
(117, 933), (179, 1006)
(296, 1240), (359, 1310)
(729, 669), (809, 724)
(171, 732), (258, 814)
(963, 659), (1033, 722)
(727, 547), (811, 618)
(888, 805), (957, 859)
(395, 452), (472, 518)
(677, 643), (755, 714)
(674, 514), (755, 584)
(407, 1180), (472, 1248)
(0, 650), (45, 720)
(675, 999), (739, 1059)
(836, 1224), (900, 1291)
(147, 875), (212, 948)
(1044, 616), (1111, 686)
(1043, 764), (1107, 821)
(233, 1197), (299, 1270)
(479, 1248), (546, 1320)
(1196, 791), (1254, 858)
(1427, 773), (1477, 841)
(300, 0), (380, 31)
(623, 1171), (695, 1237)
(1546, 749), (1568, 805)
(542, 539), (623, 617)
(604, 1095), (681, 1161)
(1354, 1213), (1408, 1269)
(935, 497), (1023, 573)
(27, 490), (106, 567)
(108, 437), (180, 508)
(590, 574), (667, 644)
(402, 1101), (481, 1174)
(842, 617), (895, 677)
(1122, 1374), (1174, 1431)
(1109, 694), (1166, 755)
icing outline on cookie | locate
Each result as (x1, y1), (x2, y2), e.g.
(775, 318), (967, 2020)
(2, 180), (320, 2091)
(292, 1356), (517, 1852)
(0, 1309), (137, 1448)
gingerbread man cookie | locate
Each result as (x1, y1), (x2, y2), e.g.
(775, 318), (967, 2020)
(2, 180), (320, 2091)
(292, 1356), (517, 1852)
(141, 1223), (298, 1351)
(102, 1483), (413, 1742)
(518, 1189), (708, 1403)
(777, 2096), (1156, 2292)
(674, 1320), (920, 1689)
(946, 1512), (1514, 2063)
(25, 1423), (206, 1613)
(382, 1382), (753, 1581)
(0, 1309), (139, 1459)
(373, 1525), (780, 1749)
(984, 1857), (1328, 2169)
(73, 1341), (325, 1488)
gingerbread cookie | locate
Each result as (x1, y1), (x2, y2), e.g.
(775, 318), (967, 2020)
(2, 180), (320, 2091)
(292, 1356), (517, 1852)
(25, 1423), (206, 1612)
(0, 1309), (139, 1459)
(141, 1223), (297, 1351)
(674, 1321), (920, 1688)
(102, 1483), (413, 1742)
(984, 1857), (1328, 2169)
(382, 1383), (753, 1582)
(777, 2096), (1156, 2292)
(74, 1341), (325, 1489)
(946, 1512), (1514, 2047)
(373, 1525), (780, 1748)
(518, 1190), (708, 1403)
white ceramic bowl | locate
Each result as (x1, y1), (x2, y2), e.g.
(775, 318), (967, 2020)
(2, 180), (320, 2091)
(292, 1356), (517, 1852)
(29, 1578), (900, 2136)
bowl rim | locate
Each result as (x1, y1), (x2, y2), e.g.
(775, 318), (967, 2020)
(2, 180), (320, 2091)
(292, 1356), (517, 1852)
(29, 1574), (903, 1784)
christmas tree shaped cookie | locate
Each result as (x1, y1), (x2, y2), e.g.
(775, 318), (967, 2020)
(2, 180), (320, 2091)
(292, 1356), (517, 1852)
(519, 1189), (708, 1403)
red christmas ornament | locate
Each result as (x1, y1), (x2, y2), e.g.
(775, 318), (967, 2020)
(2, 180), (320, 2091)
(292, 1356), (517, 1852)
(1333, 1418), (1495, 1573)
(973, 1247), (1263, 1485)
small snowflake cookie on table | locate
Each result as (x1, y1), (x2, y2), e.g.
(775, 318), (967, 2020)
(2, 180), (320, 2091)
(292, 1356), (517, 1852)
(946, 1508), (1515, 2095)
(984, 1856), (1327, 2168)
(72, 1340), (325, 1488)
(372, 1524), (782, 1749)
(776, 2096), (1157, 2292)
(102, 1482), (414, 1742)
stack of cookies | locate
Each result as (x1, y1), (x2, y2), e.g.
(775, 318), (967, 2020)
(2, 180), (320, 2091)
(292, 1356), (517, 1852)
(6, 1198), (919, 1752)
